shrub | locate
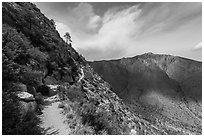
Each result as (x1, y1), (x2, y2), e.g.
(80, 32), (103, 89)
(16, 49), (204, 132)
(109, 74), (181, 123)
(58, 85), (84, 102)
(2, 84), (42, 135)
(27, 47), (48, 63)
(14, 111), (42, 135)
(21, 70), (43, 87)
(2, 24), (31, 53)
(71, 123), (95, 135)
(2, 85), (21, 134)
(76, 102), (115, 134)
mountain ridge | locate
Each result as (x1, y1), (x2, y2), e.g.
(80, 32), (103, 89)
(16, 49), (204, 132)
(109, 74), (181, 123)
(91, 52), (202, 63)
(90, 52), (202, 134)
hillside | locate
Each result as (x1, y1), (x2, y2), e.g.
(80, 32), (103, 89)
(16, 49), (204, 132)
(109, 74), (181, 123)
(2, 2), (173, 135)
(90, 52), (202, 134)
(2, 2), (202, 135)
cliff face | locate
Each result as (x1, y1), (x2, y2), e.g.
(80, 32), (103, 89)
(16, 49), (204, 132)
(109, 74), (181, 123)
(2, 2), (201, 135)
(90, 53), (202, 134)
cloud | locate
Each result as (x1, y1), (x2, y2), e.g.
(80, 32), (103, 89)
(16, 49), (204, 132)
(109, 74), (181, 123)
(66, 3), (102, 33)
(192, 42), (202, 51)
(137, 2), (202, 37)
(73, 4), (142, 60)
(87, 15), (101, 30)
(55, 2), (201, 61)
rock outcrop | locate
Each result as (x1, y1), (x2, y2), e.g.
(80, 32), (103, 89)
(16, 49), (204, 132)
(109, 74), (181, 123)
(17, 91), (35, 102)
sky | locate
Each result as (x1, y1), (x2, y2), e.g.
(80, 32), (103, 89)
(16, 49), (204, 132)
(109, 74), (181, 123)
(35, 2), (202, 61)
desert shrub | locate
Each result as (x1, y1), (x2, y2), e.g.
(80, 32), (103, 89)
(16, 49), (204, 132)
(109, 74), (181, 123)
(2, 24), (31, 52)
(58, 85), (84, 102)
(27, 47), (48, 63)
(2, 85), (21, 135)
(77, 102), (123, 135)
(71, 123), (95, 135)
(21, 70), (43, 87)
(14, 111), (42, 135)
(2, 57), (20, 83)
(58, 84), (126, 135)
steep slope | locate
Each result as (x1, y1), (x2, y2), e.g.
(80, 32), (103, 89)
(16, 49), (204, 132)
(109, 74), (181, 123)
(90, 52), (202, 134)
(2, 2), (179, 135)
(2, 2), (84, 134)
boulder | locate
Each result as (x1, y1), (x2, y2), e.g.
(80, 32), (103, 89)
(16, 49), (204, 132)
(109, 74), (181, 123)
(17, 91), (35, 102)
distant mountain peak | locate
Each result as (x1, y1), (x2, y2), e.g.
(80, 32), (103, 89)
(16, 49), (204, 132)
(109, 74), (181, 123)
(90, 53), (202, 135)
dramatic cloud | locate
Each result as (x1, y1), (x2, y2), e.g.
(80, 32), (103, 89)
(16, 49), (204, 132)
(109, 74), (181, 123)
(138, 3), (202, 36)
(65, 3), (102, 33)
(71, 4), (143, 60)
(192, 42), (202, 51)
(47, 2), (201, 61)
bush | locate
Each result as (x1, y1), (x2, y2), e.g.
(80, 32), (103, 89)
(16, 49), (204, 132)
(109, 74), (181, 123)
(27, 47), (48, 63)
(2, 84), (42, 135)
(2, 85), (21, 134)
(14, 111), (42, 135)
(2, 24), (31, 53)
(77, 102), (123, 135)
(21, 70), (43, 87)
(58, 85), (84, 102)
(71, 123), (95, 135)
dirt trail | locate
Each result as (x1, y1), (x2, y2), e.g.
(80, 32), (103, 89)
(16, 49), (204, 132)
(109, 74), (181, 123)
(78, 67), (84, 82)
(38, 94), (70, 135)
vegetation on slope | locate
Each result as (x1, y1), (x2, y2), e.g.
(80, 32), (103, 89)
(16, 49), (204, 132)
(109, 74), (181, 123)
(2, 2), (139, 135)
(2, 2), (83, 134)
(90, 53), (202, 134)
(3, 2), (201, 135)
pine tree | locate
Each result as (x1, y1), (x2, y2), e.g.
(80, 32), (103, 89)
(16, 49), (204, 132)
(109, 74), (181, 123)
(64, 32), (72, 44)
